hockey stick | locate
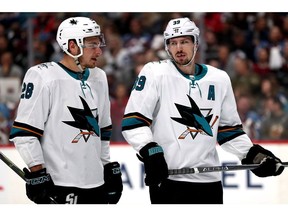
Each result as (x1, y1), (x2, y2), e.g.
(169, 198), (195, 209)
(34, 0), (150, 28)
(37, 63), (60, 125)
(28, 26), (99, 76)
(0, 151), (58, 204)
(168, 162), (288, 175)
(0, 151), (26, 181)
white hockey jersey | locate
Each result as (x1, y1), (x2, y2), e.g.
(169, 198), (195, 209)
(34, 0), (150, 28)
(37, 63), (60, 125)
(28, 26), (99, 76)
(122, 60), (253, 183)
(9, 62), (112, 188)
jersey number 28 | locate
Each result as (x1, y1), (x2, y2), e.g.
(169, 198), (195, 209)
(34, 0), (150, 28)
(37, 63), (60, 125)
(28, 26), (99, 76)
(21, 82), (34, 99)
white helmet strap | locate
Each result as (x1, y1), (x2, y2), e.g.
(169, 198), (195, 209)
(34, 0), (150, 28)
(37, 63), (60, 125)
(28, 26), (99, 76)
(64, 48), (83, 59)
(64, 40), (85, 72)
(74, 57), (84, 72)
(184, 44), (198, 67)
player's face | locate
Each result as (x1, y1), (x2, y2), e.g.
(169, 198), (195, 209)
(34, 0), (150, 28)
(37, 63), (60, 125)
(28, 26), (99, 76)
(80, 36), (103, 68)
(168, 36), (195, 66)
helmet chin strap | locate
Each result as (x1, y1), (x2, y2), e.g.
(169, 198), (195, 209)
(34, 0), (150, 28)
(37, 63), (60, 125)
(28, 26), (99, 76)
(64, 46), (85, 72)
(74, 58), (85, 72)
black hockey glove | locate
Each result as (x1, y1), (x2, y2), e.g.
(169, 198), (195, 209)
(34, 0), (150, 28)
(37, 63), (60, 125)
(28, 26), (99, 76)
(104, 162), (123, 204)
(23, 168), (55, 204)
(242, 144), (284, 177)
(138, 142), (168, 186)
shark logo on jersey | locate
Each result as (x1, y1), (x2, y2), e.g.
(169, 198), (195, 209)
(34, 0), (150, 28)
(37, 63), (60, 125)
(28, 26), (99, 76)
(63, 96), (99, 143)
(171, 95), (218, 139)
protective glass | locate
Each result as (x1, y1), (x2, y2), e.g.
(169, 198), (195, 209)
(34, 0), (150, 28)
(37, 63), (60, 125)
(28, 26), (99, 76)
(82, 34), (106, 49)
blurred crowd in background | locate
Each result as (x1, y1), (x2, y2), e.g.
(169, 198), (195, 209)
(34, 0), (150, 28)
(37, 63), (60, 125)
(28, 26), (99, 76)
(0, 12), (288, 145)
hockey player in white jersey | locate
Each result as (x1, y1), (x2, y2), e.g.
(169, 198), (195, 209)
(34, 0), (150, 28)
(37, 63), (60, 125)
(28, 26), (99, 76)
(122, 17), (284, 204)
(9, 17), (123, 204)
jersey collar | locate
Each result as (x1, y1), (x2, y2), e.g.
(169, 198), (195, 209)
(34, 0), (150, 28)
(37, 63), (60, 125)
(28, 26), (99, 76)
(172, 61), (207, 80)
(57, 62), (90, 81)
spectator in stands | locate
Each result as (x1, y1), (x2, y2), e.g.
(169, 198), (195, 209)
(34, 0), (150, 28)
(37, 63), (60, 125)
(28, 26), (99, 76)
(231, 56), (261, 97)
(224, 49), (247, 80)
(103, 33), (134, 86)
(217, 43), (234, 74)
(0, 103), (11, 145)
(276, 40), (288, 87)
(251, 15), (270, 45)
(0, 51), (24, 79)
(256, 76), (288, 115)
(110, 83), (129, 142)
(281, 15), (288, 39)
(0, 36), (9, 56)
(122, 16), (152, 52)
(0, 24), (5, 37)
(203, 29), (219, 63)
(236, 94), (261, 140)
(259, 96), (288, 140)
(268, 26), (284, 71)
(0, 116), (9, 144)
(231, 28), (254, 60)
(253, 46), (271, 76)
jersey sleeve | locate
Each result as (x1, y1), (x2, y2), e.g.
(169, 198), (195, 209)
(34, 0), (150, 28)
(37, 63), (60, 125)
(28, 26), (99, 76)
(99, 72), (112, 164)
(217, 73), (253, 159)
(122, 63), (157, 151)
(9, 67), (50, 167)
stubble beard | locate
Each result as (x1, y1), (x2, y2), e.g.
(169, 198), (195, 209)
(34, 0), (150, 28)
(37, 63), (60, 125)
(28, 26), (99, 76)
(175, 57), (191, 66)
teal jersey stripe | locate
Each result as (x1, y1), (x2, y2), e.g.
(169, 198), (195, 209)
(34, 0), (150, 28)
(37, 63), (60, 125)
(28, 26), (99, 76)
(101, 125), (112, 141)
(217, 125), (246, 145)
(9, 125), (42, 140)
(122, 114), (151, 131)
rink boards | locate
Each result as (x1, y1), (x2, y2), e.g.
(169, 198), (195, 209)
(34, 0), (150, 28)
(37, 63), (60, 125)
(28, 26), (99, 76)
(0, 142), (287, 204)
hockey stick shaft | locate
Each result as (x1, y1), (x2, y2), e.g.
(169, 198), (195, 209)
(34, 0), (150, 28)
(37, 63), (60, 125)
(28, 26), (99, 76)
(168, 162), (288, 175)
(0, 151), (58, 204)
(0, 151), (26, 181)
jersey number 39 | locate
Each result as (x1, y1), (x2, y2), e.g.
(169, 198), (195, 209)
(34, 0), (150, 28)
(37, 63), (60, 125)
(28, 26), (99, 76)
(132, 75), (146, 91)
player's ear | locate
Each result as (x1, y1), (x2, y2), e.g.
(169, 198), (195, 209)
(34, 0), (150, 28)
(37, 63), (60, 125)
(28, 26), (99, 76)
(68, 39), (80, 55)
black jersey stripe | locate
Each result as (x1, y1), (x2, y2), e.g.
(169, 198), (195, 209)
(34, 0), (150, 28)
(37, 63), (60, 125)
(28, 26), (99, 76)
(9, 121), (43, 139)
(122, 112), (152, 131)
(217, 124), (246, 145)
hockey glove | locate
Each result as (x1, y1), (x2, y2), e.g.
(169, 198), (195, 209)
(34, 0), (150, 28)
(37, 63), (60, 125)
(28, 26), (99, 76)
(242, 144), (284, 177)
(23, 168), (55, 204)
(104, 162), (123, 204)
(138, 142), (168, 186)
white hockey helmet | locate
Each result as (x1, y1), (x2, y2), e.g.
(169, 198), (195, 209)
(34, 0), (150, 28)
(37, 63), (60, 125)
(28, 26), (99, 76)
(56, 17), (105, 58)
(163, 17), (200, 51)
